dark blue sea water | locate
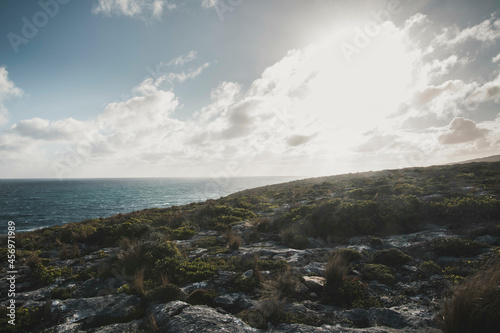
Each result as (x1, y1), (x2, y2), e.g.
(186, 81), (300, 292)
(0, 177), (298, 232)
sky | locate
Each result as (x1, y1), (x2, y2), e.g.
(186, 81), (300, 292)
(0, 0), (499, 179)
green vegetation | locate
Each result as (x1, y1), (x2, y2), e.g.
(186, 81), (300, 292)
(372, 248), (412, 266)
(430, 237), (488, 257)
(332, 248), (364, 263)
(361, 264), (396, 286)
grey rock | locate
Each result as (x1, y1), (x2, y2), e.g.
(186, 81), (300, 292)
(269, 323), (391, 332)
(243, 269), (254, 279)
(213, 292), (257, 312)
(149, 301), (190, 329)
(338, 308), (369, 327)
(368, 308), (407, 328)
(161, 304), (258, 332)
(50, 293), (141, 329)
(300, 262), (326, 276)
(91, 319), (143, 332)
(475, 235), (500, 245)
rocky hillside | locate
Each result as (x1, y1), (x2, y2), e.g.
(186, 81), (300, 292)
(1, 162), (500, 332)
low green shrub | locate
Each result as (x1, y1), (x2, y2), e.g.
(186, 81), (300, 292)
(32, 264), (73, 284)
(153, 258), (217, 284)
(186, 289), (216, 305)
(361, 264), (395, 286)
(372, 248), (412, 266)
(430, 237), (488, 257)
(147, 284), (184, 303)
(332, 248), (363, 263)
(419, 260), (441, 274)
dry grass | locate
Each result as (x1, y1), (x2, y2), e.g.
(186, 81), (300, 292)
(161, 273), (169, 287)
(25, 251), (41, 268)
(118, 237), (135, 251)
(225, 229), (243, 250)
(70, 244), (80, 258)
(324, 253), (349, 293)
(143, 314), (159, 333)
(132, 267), (145, 296)
(59, 243), (69, 260)
(252, 253), (264, 283)
(261, 266), (299, 300)
(440, 261), (500, 333)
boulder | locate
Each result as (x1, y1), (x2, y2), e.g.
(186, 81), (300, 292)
(150, 302), (257, 332)
(212, 292), (257, 312)
(302, 276), (326, 290)
(50, 293), (142, 329)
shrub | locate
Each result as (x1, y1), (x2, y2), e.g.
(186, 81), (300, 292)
(32, 264), (73, 284)
(332, 248), (363, 263)
(153, 258), (216, 284)
(440, 261), (500, 333)
(337, 277), (382, 309)
(170, 226), (196, 240)
(120, 238), (181, 275)
(419, 260), (441, 274)
(372, 248), (412, 266)
(361, 264), (395, 286)
(186, 289), (216, 305)
(147, 284), (184, 303)
(193, 236), (223, 248)
(430, 237), (488, 257)
(281, 225), (309, 249)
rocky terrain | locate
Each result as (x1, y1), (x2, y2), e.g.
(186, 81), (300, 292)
(1, 162), (500, 332)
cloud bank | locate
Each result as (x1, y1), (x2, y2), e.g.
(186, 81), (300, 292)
(2, 12), (500, 178)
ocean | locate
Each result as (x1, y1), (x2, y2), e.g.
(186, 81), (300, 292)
(0, 177), (298, 232)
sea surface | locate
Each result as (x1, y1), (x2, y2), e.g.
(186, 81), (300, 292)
(0, 177), (299, 232)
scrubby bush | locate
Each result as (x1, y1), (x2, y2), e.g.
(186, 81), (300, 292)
(440, 261), (500, 333)
(430, 237), (488, 257)
(281, 225), (309, 249)
(153, 258), (216, 284)
(147, 284), (184, 303)
(332, 248), (363, 263)
(186, 289), (216, 305)
(372, 248), (412, 266)
(419, 260), (441, 275)
(361, 264), (395, 286)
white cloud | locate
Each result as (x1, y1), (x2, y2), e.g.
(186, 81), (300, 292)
(3, 12), (500, 178)
(92, 0), (175, 19)
(0, 67), (23, 126)
(438, 117), (489, 145)
(167, 51), (197, 66)
(11, 118), (90, 141)
(434, 15), (500, 47)
(201, 0), (218, 9)
(166, 62), (210, 83)
(468, 72), (500, 103)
